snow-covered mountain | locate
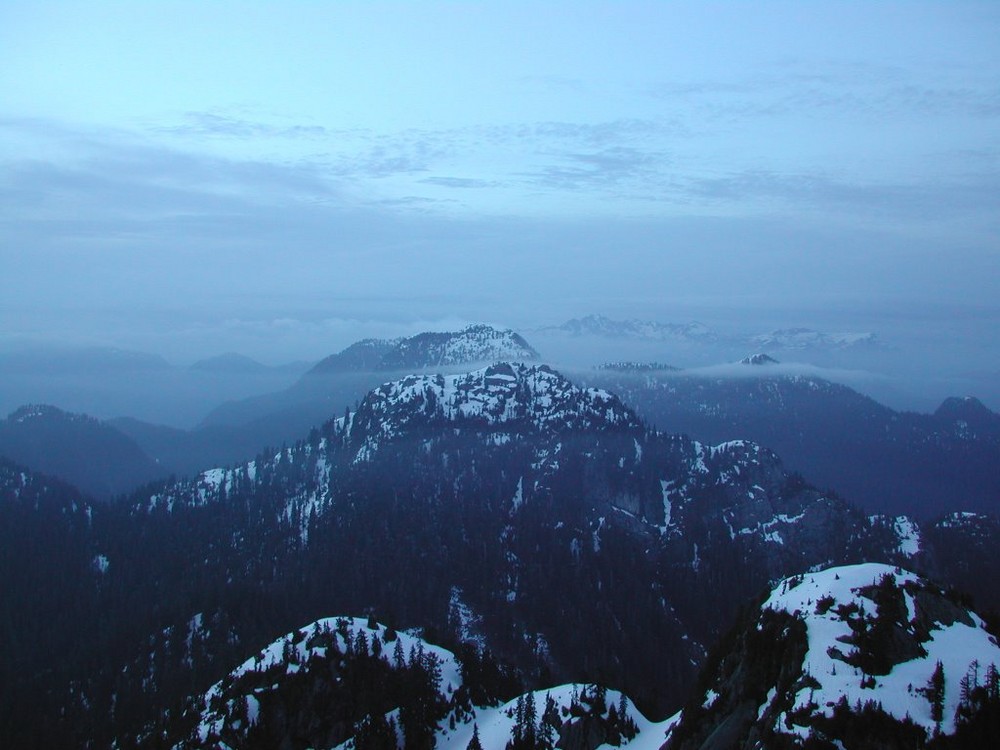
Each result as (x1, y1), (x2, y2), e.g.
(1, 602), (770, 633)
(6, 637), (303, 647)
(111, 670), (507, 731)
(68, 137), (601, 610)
(537, 315), (720, 344)
(346, 363), (635, 463)
(4, 364), (999, 748)
(533, 316), (881, 354)
(185, 325), (543, 457)
(171, 614), (675, 750)
(664, 563), (1000, 748)
(751, 327), (882, 351)
(309, 324), (539, 376)
(111, 363), (915, 733)
(739, 353), (779, 366)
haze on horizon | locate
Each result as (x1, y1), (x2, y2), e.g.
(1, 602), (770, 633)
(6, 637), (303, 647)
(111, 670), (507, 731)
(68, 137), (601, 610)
(2, 2), (998, 397)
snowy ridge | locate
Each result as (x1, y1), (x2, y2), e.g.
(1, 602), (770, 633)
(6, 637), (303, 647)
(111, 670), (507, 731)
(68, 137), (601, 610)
(739, 353), (779, 366)
(180, 614), (679, 750)
(142, 442), (338, 548)
(146, 459), (258, 513)
(668, 563), (1000, 747)
(761, 563), (1000, 736)
(378, 324), (539, 369)
(751, 328), (880, 350)
(185, 616), (462, 749)
(348, 363), (639, 463)
(540, 314), (718, 343)
(308, 324), (538, 375)
(434, 684), (679, 750)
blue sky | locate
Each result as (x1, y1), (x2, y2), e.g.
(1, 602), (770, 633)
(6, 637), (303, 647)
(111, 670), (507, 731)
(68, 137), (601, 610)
(1, 1), (999, 363)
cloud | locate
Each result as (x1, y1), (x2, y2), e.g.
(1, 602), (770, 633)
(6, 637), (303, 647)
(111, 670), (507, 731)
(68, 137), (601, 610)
(648, 64), (1000, 124)
(686, 168), (1000, 225)
(519, 146), (667, 191)
(419, 176), (498, 189)
(156, 111), (332, 139)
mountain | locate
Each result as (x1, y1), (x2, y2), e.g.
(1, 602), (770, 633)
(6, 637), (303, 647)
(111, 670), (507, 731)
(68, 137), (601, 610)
(934, 396), (1000, 441)
(0, 343), (310, 428)
(3, 363), (998, 748)
(308, 325), (539, 376)
(108, 416), (276, 480)
(307, 337), (400, 374)
(67, 364), (911, 744)
(174, 325), (544, 464)
(538, 315), (720, 344)
(582, 368), (1000, 518)
(534, 317), (882, 355)
(739, 353), (779, 366)
(664, 563), (1000, 748)
(751, 327), (882, 351)
(0, 405), (168, 500)
(166, 615), (672, 750)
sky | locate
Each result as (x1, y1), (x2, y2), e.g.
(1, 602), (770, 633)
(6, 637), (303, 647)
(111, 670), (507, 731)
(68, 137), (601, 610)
(1, 1), (999, 367)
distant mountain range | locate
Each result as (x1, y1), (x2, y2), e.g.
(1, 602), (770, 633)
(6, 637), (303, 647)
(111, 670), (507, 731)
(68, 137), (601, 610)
(532, 315), (883, 352)
(751, 327), (882, 350)
(536, 315), (720, 344)
(0, 344), (313, 427)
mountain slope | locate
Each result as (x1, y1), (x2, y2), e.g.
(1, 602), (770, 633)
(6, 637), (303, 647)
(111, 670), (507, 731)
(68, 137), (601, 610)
(6, 363), (998, 748)
(89, 364), (902, 735)
(168, 615), (672, 750)
(183, 325), (542, 457)
(0, 405), (168, 500)
(583, 368), (1000, 518)
(307, 324), (539, 377)
(665, 563), (1000, 749)
(0, 459), (105, 748)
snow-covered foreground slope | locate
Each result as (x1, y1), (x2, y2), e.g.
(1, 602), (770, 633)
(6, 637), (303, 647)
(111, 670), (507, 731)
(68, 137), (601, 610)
(178, 616), (462, 749)
(760, 563), (999, 736)
(665, 563), (1000, 748)
(433, 684), (679, 750)
(176, 615), (679, 750)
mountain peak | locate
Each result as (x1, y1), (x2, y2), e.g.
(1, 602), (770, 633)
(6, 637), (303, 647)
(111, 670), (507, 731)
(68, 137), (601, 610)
(344, 362), (640, 460)
(667, 563), (1000, 747)
(308, 324), (538, 376)
(739, 353), (779, 366)
(933, 395), (1000, 439)
(7, 403), (71, 423)
(935, 395), (992, 420)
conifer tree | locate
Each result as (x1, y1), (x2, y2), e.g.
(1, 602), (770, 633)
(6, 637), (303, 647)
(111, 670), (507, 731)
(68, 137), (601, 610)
(466, 722), (483, 750)
(928, 661), (946, 730)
